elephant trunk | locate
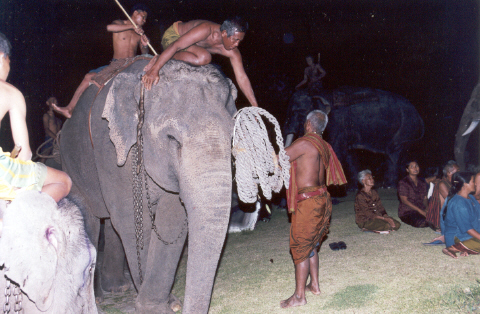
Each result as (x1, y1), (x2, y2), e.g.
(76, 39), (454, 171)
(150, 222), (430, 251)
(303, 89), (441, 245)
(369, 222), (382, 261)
(178, 153), (232, 314)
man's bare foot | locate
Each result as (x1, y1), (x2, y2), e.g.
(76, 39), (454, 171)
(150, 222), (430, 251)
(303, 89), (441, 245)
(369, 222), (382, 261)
(442, 247), (458, 259)
(280, 294), (306, 308)
(305, 283), (321, 295)
(51, 103), (72, 119)
(432, 235), (445, 243)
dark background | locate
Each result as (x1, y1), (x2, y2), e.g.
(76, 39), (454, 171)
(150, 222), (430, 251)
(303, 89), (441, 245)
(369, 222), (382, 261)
(0, 0), (478, 178)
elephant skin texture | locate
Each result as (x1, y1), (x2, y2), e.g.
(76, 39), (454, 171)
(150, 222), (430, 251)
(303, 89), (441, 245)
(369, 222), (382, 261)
(284, 86), (424, 187)
(0, 191), (97, 313)
(60, 59), (237, 313)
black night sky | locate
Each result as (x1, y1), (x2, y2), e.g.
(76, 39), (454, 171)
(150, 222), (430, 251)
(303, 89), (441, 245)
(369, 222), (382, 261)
(0, 0), (478, 179)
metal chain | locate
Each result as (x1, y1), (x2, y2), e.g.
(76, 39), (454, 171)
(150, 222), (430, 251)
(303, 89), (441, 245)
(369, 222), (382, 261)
(3, 278), (22, 314)
(3, 278), (10, 314)
(12, 285), (21, 314)
(132, 143), (144, 285)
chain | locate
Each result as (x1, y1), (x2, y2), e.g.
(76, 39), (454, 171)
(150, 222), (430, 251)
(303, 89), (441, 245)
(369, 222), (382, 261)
(3, 278), (22, 314)
(3, 278), (10, 314)
(132, 143), (144, 285)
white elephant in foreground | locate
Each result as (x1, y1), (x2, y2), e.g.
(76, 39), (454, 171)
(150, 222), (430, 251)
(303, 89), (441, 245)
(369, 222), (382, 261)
(0, 191), (97, 313)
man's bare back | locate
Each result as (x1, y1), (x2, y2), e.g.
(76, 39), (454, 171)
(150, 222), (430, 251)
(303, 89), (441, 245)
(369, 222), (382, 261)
(285, 138), (325, 189)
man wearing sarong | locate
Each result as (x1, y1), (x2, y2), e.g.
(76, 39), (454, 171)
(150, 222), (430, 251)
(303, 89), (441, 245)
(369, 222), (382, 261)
(142, 17), (259, 107)
(53, 4), (150, 118)
(0, 32), (71, 202)
(280, 110), (346, 308)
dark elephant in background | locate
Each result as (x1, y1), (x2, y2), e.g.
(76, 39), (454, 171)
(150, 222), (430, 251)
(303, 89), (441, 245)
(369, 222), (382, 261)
(284, 86), (424, 187)
(60, 59), (237, 313)
(454, 82), (480, 171)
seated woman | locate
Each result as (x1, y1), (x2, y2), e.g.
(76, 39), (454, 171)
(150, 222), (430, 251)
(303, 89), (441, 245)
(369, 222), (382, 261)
(354, 170), (401, 232)
(397, 160), (429, 228)
(441, 171), (480, 258)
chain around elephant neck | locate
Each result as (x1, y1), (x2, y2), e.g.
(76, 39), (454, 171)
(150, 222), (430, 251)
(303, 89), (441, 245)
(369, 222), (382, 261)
(131, 86), (188, 284)
(232, 107), (290, 203)
(3, 278), (22, 314)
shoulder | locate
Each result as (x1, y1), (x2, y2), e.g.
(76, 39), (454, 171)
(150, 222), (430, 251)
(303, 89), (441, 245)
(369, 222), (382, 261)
(0, 81), (24, 107)
(111, 19), (124, 25)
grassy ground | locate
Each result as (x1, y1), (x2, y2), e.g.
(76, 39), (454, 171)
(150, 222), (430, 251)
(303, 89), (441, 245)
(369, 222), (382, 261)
(101, 189), (480, 313)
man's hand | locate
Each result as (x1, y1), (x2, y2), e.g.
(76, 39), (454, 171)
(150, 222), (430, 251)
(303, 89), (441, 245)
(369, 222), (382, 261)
(134, 27), (145, 36)
(140, 34), (149, 48)
(384, 217), (396, 228)
(142, 69), (159, 91)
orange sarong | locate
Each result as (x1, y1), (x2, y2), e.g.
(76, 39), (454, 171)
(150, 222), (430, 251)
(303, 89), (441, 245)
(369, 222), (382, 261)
(290, 186), (332, 264)
(286, 132), (347, 213)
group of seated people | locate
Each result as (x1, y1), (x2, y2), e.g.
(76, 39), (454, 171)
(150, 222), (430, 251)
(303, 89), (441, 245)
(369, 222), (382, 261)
(354, 160), (480, 259)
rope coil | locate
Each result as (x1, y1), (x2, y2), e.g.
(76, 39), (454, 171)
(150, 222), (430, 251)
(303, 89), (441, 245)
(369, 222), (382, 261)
(232, 107), (290, 203)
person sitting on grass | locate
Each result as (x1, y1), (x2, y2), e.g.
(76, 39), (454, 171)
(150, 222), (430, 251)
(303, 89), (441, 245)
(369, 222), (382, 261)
(354, 170), (401, 233)
(397, 160), (429, 228)
(441, 172), (480, 259)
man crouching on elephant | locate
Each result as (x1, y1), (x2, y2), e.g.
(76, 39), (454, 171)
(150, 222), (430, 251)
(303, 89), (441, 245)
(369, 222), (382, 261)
(0, 32), (71, 203)
(142, 17), (259, 107)
(281, 110), (346, 308)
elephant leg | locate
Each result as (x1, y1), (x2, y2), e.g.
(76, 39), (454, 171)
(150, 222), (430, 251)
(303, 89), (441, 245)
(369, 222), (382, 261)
(135, 192), (187, 314)
(101, 219), (131, 293)
(385, 152), (400, 188)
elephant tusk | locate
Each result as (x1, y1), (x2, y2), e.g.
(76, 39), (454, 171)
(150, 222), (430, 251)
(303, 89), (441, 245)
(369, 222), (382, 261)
(462, 120), (480, 136)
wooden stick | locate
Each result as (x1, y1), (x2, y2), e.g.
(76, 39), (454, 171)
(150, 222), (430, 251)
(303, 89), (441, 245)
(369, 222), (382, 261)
(113, 0), (157, 55)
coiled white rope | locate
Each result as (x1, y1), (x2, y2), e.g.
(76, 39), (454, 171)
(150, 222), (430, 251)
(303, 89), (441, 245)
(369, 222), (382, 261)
(232, 107), (290, 203)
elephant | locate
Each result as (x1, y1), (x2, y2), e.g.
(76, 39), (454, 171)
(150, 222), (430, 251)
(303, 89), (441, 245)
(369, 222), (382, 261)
(59, 59), (237, 313)
(284, 86), (424, 187)
(0, 191), (97, 313)
(454, 82), (480, 171)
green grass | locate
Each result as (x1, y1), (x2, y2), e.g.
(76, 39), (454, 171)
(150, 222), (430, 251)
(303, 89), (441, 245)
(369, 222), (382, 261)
(100, 189), (480, 313)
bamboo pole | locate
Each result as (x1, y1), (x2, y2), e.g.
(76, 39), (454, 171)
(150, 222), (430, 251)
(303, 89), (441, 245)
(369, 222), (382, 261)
(113, 0), (157, 55)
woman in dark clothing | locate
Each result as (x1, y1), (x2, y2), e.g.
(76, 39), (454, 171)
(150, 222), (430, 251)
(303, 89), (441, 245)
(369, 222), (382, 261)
(397, 160), (429, 228)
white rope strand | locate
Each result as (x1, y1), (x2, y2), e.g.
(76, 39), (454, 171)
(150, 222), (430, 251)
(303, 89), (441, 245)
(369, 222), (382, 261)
(232, 107), (290, 203)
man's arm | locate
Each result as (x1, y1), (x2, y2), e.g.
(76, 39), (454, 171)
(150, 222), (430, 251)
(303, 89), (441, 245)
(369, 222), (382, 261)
(142, 23), (212, 90)
(107, 20), (137, 33)
(295, 70), (308, 90)
(8, 89), (32, 160)
(438, 181), (450, 199)
(285, 139), (312, 162)
(229, 51), (258, 107)
(315, 64), (326, 80)
(139, 34), (149, 55)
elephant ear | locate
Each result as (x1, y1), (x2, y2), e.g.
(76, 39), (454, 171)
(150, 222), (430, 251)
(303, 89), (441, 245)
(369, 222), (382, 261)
(0, 191), (59, 311)
(225, 78), (238, 117)
(102, 72), (141, 166)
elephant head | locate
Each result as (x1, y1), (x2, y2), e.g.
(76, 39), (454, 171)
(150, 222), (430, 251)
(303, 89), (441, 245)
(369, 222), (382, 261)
(454, 82), (480, 170)
(0, 191), (97, 313)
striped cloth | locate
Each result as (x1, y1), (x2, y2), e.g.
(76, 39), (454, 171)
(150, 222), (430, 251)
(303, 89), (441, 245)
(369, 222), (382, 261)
(287, 132), (347, 213)
(0, 147), (47, 200)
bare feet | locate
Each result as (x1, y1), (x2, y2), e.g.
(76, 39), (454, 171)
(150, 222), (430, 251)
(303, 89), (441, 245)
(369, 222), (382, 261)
(442, 247), (458, 259)
(51, 103), (72, 119)
(432, 235), (445, 243)
(305, 283), (321, 295)
(280, 294), (306, 308)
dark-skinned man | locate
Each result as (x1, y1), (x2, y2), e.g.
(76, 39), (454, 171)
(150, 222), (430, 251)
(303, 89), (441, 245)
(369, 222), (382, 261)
(142, 17), (259, 107)
(281, 110), (346, 308)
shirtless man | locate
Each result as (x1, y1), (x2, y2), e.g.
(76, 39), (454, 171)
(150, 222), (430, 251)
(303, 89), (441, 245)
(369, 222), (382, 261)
(43, 97), (62, 140)
(0, 32), (71, 202)
(53, 4), (150, 118)
(281, 110), (346, 308)
(142, 17), (259, 107)
(295, 54), (327, 92)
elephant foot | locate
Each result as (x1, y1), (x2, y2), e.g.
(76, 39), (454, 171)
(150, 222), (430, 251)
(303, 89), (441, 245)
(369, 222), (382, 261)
(95, 291), (104, 304)
(135, 294), (181, 314)
(168, 293), (182, 312)
(101, 274), (132, 293)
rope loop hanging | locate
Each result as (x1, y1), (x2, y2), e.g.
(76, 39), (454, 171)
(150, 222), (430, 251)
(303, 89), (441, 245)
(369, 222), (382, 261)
(232, 107), (290, 203)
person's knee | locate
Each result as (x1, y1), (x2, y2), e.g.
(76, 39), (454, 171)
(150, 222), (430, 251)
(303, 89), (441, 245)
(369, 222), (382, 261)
(196, 52), (211, 65)
(62, 172), (72, 193)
